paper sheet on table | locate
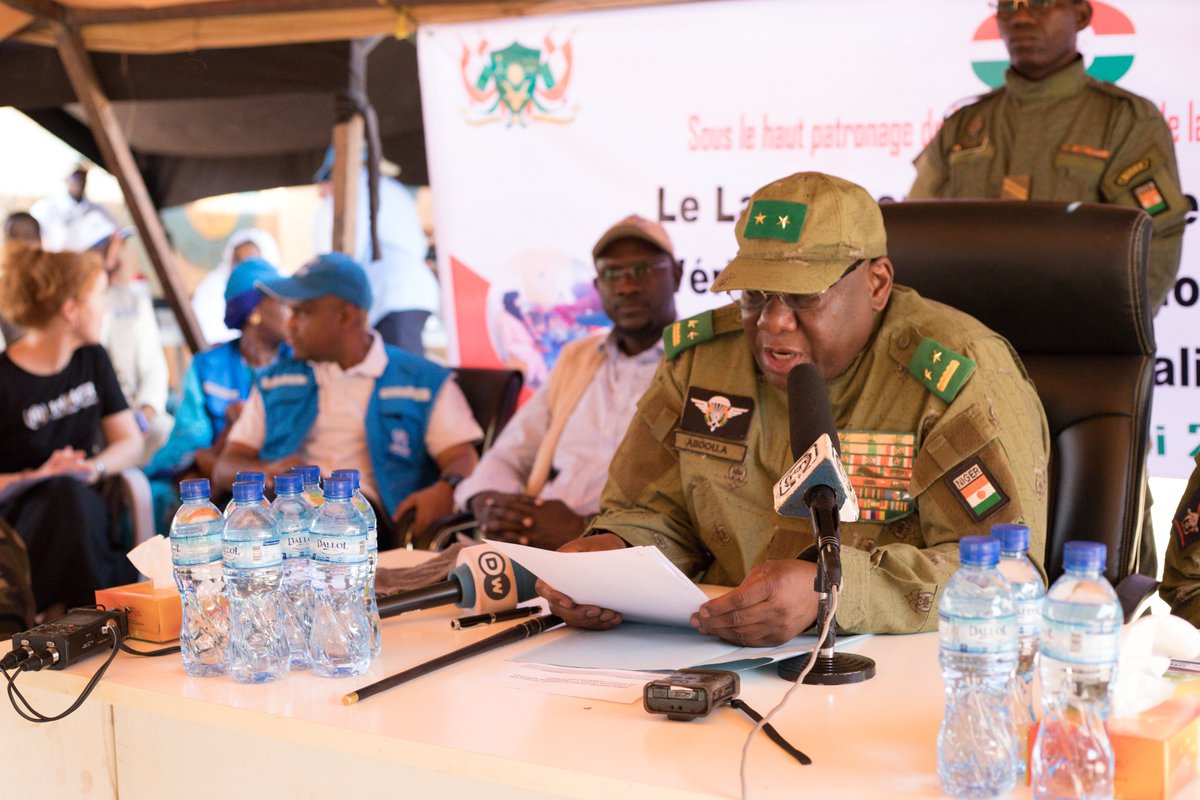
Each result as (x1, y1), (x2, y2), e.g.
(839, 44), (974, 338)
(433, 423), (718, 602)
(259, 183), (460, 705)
(483, 662), (664, 703)
(513, 621), (870, 672)
(487, 540), (709, 626)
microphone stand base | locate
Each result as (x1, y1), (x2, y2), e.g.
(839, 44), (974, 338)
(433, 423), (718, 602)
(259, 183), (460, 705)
(777, 651), (876, 685)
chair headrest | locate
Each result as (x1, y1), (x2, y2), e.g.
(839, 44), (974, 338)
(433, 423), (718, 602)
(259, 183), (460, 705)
(881, 200), (1154, 356)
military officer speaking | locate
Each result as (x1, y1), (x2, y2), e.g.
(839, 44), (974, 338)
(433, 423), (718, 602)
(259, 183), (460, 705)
(537, 172), (1051, 646)
(909, 0), (1187, 314)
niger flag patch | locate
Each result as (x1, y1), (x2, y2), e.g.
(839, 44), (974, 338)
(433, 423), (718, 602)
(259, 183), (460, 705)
(945, 456), (1009, 523)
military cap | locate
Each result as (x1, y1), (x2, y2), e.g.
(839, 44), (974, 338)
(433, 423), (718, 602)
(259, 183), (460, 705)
(711, 172), (887, 295)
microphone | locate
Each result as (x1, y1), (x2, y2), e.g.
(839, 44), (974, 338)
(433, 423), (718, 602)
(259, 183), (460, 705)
(773, 362), (859, 587)
(772, 363), (875, 686)
(377, 545), (539, 620)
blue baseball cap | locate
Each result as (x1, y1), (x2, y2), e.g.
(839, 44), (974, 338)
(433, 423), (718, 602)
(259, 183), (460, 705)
(256, 252), (373, 310)
(224, 257), (280, 330)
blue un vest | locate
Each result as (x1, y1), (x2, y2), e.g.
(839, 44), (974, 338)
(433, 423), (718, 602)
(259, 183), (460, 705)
(257, 345), (449, 514)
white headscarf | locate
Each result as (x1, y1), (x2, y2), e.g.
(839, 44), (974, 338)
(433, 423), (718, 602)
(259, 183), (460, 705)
(192, 228), (282, 346)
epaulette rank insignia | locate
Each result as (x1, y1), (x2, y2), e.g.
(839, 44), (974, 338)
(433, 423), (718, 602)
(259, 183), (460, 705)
(908, 337), (976, 404)
(664, 310), (714, 360)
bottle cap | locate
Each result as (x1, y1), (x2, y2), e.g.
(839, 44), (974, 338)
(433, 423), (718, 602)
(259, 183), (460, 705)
(1062, 540), (1107, 572)
(274, 473), (302, 495)
(991, 523), (1030, 554)
(324, 476), (353, 500)
(959, 535), (1000, 567)
(232, 480), (263, 503)
(179, 477), (211, 501)
(290, 464), (321, 486)
(331, 468), (361, 490)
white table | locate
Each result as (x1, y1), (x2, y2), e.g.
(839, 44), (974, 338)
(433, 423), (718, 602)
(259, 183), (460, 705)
(3, 553), (1196, 800)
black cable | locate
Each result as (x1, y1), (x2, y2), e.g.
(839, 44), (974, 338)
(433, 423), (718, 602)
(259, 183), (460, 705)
(118, 640), (180, 657)
(730, 698), (812, 766)
(3, 625), (121, 724)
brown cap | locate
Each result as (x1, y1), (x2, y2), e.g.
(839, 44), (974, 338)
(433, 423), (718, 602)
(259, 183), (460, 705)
(592, 214), (675, 261)
(711, 172), (887, 295)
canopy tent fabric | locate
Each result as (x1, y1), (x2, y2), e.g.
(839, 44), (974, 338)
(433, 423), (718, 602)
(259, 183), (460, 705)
(0, 1), (694, 55)
(0, 36), (426, 206)
(0, 0), (695, 205)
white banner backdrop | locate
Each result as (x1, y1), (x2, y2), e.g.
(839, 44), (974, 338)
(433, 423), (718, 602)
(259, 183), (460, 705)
(418, 0), (1199, 477)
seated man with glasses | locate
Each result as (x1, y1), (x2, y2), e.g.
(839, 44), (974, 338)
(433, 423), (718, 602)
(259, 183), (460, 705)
(454, 215), (682, 549)
(910, 0), (1185, 314)
(538, 172), (1051, 643)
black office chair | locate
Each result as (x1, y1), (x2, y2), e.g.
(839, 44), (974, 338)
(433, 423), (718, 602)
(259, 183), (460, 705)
(453, 367), (524, 454)
(400, 367), (524, 550)
(881, 200), (1157, 619)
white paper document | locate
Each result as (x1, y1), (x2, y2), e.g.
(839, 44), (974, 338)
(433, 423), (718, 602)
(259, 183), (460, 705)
(484, 662), (664, 703)
(487, 540), (709, 626)
(513, 623), (869, 672)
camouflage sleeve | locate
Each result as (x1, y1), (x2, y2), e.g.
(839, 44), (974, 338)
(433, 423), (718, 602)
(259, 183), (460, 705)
(1099, 102), (1187, 313)
(908, 118), (957, 199)
(1160, 457), (1200, 626)
(587, 354), (711, 579)
(837, 336), (1050, 633)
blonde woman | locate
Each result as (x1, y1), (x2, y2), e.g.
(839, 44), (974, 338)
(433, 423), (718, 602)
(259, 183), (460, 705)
(0, 245), (143, 617)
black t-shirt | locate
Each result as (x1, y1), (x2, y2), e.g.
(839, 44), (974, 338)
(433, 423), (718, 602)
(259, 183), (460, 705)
(0, 345), (128, 474)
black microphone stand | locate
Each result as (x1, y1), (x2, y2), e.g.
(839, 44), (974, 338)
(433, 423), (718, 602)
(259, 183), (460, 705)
(777, 485), (876, 685)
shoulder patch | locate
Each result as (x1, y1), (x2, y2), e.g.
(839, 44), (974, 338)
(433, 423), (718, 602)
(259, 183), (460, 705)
(1133, 179), (1169, 215)
(908, 337), (976, 404)
(945, 455), (1010, 523)
(1115, 158), (1152, 186)
(664, 310), (715, 360)
(1172, 482), (1200, 550)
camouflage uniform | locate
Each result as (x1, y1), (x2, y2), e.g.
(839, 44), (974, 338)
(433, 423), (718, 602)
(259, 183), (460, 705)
(0, 519), (34, 637)
(1160, 456), (1200, 625)
(910, 59), (1186, 312)
(591, 288), (1049, 634)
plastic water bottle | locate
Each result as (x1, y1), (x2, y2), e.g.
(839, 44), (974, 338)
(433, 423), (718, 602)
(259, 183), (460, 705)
(225, 470), (268, 516)
(938, 535), (1018, 798)
(308, 476), (370, 677)
(1031, 541), (1122, 800)
(332, 468), (381, 658)
(170, 478), (228, 677)
(271, 473), (314, 670)
(291, 464), (324, 509)
(223, 480), (289, 684)
(993, 522), (1045, 777)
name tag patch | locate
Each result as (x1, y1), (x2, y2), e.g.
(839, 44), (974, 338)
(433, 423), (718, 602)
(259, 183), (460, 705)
(946, 456), (1009, 523)
(681, 387), (754, 440)
(673, 431), (747, 462)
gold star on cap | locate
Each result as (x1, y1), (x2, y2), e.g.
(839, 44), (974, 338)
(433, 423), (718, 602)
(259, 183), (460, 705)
(932, 351), (943, 363)
(923, 369), (933, 381)
(778, 215), (789, 229)
(687, 319), (698, 329)
(754, 212), (766, 225)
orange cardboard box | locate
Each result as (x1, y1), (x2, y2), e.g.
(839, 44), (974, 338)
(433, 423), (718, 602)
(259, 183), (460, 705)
(95, 581), (181, 643)
(1028, 694), (1200, 800)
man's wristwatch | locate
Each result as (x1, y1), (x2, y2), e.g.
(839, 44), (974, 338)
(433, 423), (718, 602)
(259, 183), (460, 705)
(92, 460), (107, 482)
(440, 473), (465, 490)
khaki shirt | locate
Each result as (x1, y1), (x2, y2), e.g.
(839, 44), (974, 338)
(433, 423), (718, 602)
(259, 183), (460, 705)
(910, 59), (1186, 313)
(590, 287), (1050, 634)
(1161, 455), (1200, 625)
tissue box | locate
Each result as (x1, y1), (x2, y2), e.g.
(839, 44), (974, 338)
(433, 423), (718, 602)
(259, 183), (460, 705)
(95, 581), (181, 643)
(1109, 697), (1199, 800)
(1027, 697), (1200, 800)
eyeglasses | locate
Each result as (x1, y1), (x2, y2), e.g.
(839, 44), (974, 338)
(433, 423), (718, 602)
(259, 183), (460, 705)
(992, 0), (1064, 17)
(731, 261), (863, 314)
(595, 261), (672, 286)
